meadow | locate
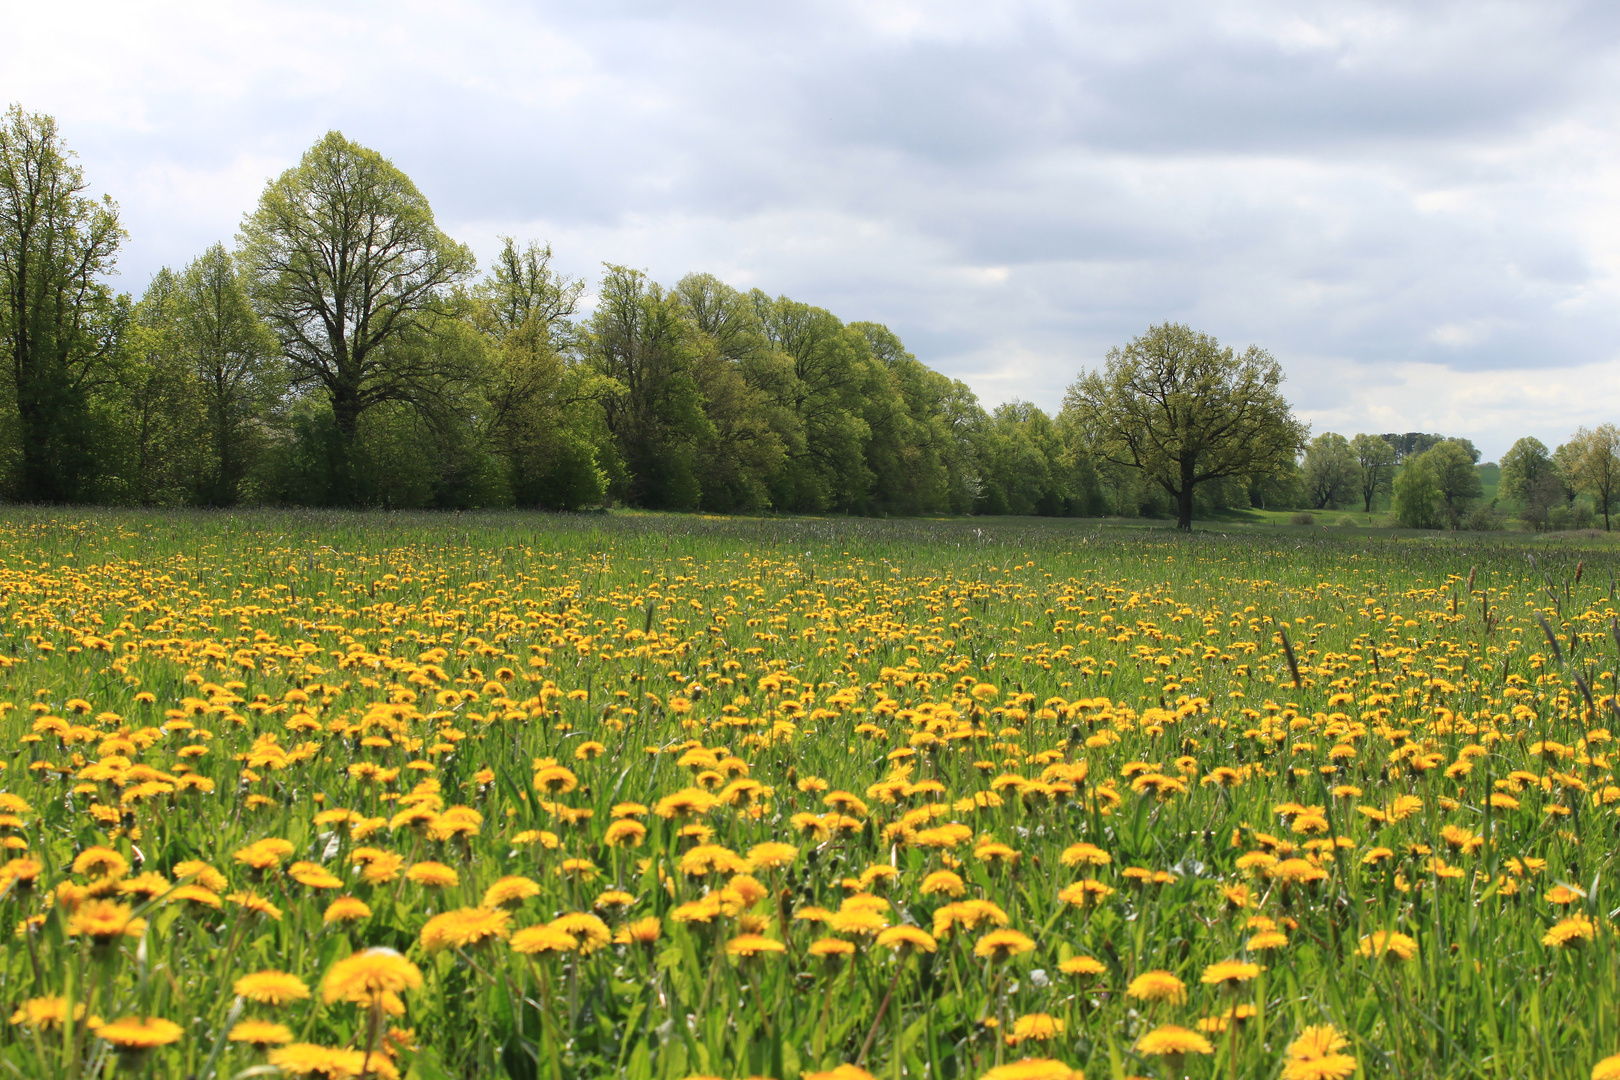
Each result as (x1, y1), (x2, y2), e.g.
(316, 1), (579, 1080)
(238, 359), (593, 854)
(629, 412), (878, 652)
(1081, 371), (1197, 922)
(0, 507), (1615, 1080)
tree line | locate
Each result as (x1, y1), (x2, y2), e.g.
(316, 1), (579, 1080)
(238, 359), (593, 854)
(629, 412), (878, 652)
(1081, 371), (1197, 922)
(0, 109), (1280, 520)
(0, 111), (1098, 516)
(1300, 427), (1620, 531)
(4, 106), (1602, 531)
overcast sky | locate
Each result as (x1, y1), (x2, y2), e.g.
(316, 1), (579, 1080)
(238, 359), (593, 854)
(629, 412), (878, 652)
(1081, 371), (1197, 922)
(11, 0), (1620, 460)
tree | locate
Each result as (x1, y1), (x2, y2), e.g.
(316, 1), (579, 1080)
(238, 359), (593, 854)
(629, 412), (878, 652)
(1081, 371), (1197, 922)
(475, 237), (582, 348)
(586, 265), (713, 509)
(674, 273), (790, 512)
(1301, 432), (1359, 509)
(174, 244), (280, 504)
(1392, 450), (1441, 528)
(853, 321), (986, 515)
(751, 293), (872, 512)
(977, 401), (1068, 516)
(0, 105), (126, 502)
(1351, 433), (1396, 513)
(1564, 423), (1620, 531)
(1395, 439), (1482, 528)
(1524, 470), (1566, 531)
(1430, 439), (1484, 524)
(1063, 323), (1306, 530)
(118, 268), (200, 505)
(470, 237), (606, 509)
(238, 131), (475, 503)
(1379, 432), (1444, 464)
(1498, 436), (1558, 505)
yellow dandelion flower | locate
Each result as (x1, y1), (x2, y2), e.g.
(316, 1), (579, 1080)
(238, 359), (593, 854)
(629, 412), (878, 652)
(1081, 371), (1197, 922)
(875, 925), (938, 954)
(603, 819), (648, 847)
(614, 917), (663, 946)
(549, 912), (612, 954)
(1282, 1024), (1357, 1080)
(286, 862), (343, 890)
(1126, 970), (1187, 1004)
(1200, 960), (1261, 988)
(173, 860), (228, 892)
(831, 907), (890, 937)
(1060, 843), (1111, 867)
(227, 1020), (294, 1047)
(974, 929), (1035, 963)
(97, 1016), (183, 1049)
(1134, 1024), (1213, 1057)
(66, 900), (143, 943)
(725, 934), (787, 957)
(232, 838), (294, 871)
(746, 841), (799, 869)
(321, 948), (423, 1004)
(1059, 955), (1106, 978)
(420, 906), (512, 952)
(224, 890), (284, 920)
(405, 862), (460, 888)
(981, 1058), (1083, 1080)
(233, 970), (310, 1006)
(73, 846), (130, 880)
(511, 926), (579, 955)
(809, 937), (856, 958)
(804, 1066), (879, 1080)
(9, 996), (89, 1030)
(1005, 1014), (1065, 1046)
(1543, 914), (1598, 948)
(323, 896), (372, 924)
(1357, 930), (1417, 963)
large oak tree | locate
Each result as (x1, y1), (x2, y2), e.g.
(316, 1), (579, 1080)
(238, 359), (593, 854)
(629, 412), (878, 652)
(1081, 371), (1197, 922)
(238, 131), (473, 502)
(1064, 323), (1305, 529)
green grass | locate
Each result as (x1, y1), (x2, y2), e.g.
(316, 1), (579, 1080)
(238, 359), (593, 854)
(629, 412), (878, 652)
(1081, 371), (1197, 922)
(0, 508), (1615, 1080)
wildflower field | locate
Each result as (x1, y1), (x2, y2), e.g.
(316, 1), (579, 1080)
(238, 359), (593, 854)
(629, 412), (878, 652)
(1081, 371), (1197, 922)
(0, 509), (1617, 1080)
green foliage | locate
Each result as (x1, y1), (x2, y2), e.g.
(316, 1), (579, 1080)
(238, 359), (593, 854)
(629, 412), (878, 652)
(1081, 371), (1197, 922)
(1379, 432), (1444, 463)
(1498, 436), (1559, 505)
(471, 238), (606, 511)
(1393, 452), (1441, 528)
(975, 402), (1066, 515)
(1394, 439), (1484, 528)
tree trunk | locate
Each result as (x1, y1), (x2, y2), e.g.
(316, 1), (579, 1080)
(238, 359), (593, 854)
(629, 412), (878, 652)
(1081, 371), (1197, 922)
(17, 363), (73, 503)
(17, 398), (55, 502)
(1175, 458), (1196, 530)
(331, 386), (364, 506)
(215, 407), (234, 507)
